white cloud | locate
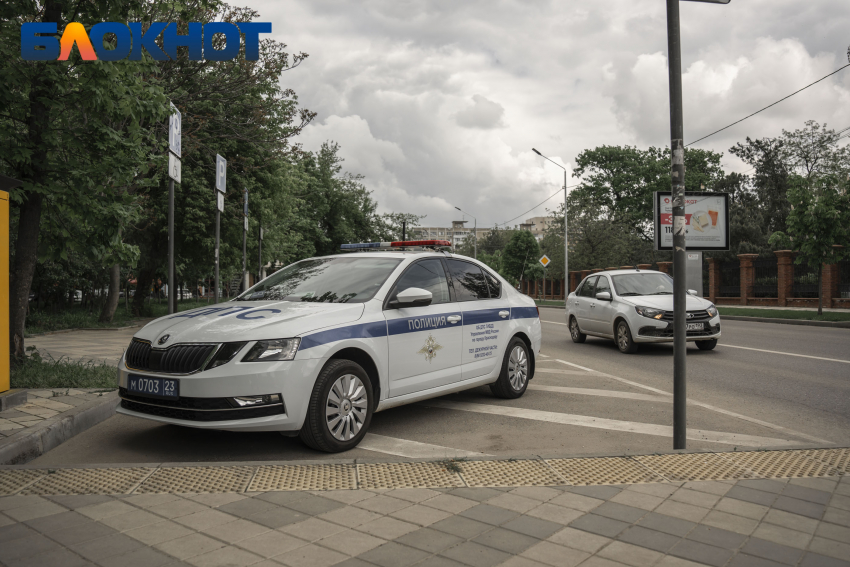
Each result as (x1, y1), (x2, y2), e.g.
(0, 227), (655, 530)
(251, 0), (850, 226)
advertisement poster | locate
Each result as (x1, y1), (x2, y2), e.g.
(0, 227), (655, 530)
(654, 192), (729, 251)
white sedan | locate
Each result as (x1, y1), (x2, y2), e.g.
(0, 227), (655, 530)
(116, 242), (541, 452)
(566, 269), (720, 354)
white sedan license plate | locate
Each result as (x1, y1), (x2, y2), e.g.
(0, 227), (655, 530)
(128, 374), (179, 399)
(686, 323), (704, 331)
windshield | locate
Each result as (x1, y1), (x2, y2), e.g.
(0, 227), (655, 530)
(236, 257), (402, 303)
(612, 273), (674, 296)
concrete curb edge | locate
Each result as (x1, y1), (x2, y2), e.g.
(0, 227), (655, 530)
(0, 392), (119, 465)
(720, 315), (850, 328)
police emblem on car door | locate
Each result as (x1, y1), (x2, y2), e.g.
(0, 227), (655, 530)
(384, 259), (462, 397)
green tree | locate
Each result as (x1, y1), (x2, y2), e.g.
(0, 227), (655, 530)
(768, 174), (850, 314)
(501, 230), (542, 284)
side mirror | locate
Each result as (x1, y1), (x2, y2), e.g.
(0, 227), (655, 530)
(687, 289), (699, 296)
(389, 287), (432, 309)
(595, 291), (612, 301)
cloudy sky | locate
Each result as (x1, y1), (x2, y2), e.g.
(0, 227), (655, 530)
(253, 0), (850, 228)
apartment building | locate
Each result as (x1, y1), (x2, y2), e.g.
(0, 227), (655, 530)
(412, 221), (490, 247)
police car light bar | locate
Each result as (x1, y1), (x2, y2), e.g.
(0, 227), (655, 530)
(340, 240), (452, 250)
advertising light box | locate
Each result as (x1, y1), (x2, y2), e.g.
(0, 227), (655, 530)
(654, 192), (730, 251)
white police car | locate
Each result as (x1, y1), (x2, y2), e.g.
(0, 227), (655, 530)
(117, 241), (541, 452)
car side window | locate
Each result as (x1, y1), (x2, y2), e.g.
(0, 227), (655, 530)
(446, 259), (489, 301)
(482, 269), (501, 298)
(578, 277), (597, 298)
(390, 259), (451, 305)
(595, 276), (610, 296)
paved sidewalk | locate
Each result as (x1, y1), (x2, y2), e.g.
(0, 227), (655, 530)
(0, 389), (116, 440)
(28, 328), (137, 365)
(1, 453), (848, 567)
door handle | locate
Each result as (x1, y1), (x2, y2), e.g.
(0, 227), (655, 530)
(498, 310), (510, 319)
(447, 315), (461, 324)
(590, 304), (595, 309)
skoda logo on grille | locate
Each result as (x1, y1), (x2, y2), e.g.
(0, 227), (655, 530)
(158, 335), (170, 345)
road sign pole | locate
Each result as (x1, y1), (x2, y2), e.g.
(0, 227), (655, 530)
(258, 225), (262, 281)
(214, 208), (220, 304)
(667, 0), (687, 450)
(242, 189), (247, 294)
(168, 178), (175, 315)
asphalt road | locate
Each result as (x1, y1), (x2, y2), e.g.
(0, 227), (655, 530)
(32, 312), (850, 466)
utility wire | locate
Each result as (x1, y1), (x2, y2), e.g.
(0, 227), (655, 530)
(686, 63), (850, 147)
(498, 184), (580, 227)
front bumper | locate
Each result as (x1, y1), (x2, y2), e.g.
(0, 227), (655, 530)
(116, 355), (322, 432)
(634, 316), (721, 343)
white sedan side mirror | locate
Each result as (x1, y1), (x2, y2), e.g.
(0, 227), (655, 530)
(687, 289), (699, 296)
(595, 291), (612, 301)
(391, 287), (432, 308)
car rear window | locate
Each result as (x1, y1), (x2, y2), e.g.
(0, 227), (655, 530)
(237, 257), (402, 303)
(446, 259), (490, 301)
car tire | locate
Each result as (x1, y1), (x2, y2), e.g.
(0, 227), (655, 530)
(615, 320), (639, 354)
(490, 337), (531, 399)
(569, 316), (587, 343)
(696, 339), (718, 351)
(299, 359), (373, 453)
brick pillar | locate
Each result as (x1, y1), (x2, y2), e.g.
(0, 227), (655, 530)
(656, 262), (672, 275)
(637, 264), (652, 270)
(774, 250), (794, 307)
(590, 268), (603, 274)
(619, 265), (632, 270)
(706, 258), (720, 303)
(738, 254), (759, 306)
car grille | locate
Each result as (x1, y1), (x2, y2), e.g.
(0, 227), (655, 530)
(660, 309), (711, 322)
(120, 397), (285, 422)
(125, 339), (217, 374)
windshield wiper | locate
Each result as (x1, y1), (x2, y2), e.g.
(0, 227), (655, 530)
(617, 292), (643, 296)
(651, 291), (673, 295)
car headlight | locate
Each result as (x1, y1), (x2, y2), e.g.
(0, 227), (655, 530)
(635, 305), (665, 320)
(706, 304), (718, 318)
(205, 342), (247, 370)
(241, 338), (301, 362)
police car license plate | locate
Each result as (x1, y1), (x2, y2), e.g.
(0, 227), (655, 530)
(686, 323), (704, 331)
(127, 374), (179, 399)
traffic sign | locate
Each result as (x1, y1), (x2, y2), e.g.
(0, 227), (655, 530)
(168, 103), (181, 158)
(216, 191), (224, 212)
(539, 255), (550, 268)
(168, 153), (181, 183)
(215, 154), (226, 193)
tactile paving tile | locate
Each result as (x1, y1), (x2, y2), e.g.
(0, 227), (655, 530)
(804, 448), (850, 474)
(0, 469), (47, 495)
(547, 457), (664, 485)
(249, 464), (356, 491)
(358, 462), (464, 489)
(460, 459), (564, 487)
(136, 466), (254, 494)
(720, 450), (834, 478)
(635, 453), (751, 481)
(22, 468), (153, 495)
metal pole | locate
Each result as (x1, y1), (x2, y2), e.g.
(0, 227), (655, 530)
(242, 189), (248, 293)
(168, 179), (175, 314)
(258, 225), (262, 282)
(474, 217), (477, 259)
(214, 209), (220, 304)
(667, 0), (687, 450)
(564, 169), (568, 295)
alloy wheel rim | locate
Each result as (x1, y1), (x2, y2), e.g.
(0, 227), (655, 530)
(618, 324), (629, 350)
(326, 374), (368, 441)
(570, 319), (579, 339)
(507, 345), (528, 390)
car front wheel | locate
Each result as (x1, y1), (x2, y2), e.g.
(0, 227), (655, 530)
(300, 359), (373, 453)
(616, 320), (639, 354)
(696, 339), (717, 351)
(569, 316), (586, 343)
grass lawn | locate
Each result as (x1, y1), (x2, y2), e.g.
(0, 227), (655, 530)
(12, 354), (118, 390)
(534, 299), (566, 307)
(718, 307), (850, 322)
(25, 298), (216, 336)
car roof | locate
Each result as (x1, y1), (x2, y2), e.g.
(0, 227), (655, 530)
(326, 250), (451, 259)
(590, 269), (663, 277)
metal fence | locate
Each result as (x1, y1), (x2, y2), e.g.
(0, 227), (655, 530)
(793, 260), (820, 298)
(839, 259), (850, 299)
(719, 261), (740, 297)
(702, 259), (709, 297)
(752, 257), (778, 298)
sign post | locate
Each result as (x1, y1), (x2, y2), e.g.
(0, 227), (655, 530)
(258, 226), (264, 282)
(539, 255), (550, 299)
(214, 154), (226, 304)
(167, 103), (181, 315)
(242, 189), (248, 293)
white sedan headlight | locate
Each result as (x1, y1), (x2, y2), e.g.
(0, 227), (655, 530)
(634, 305), (665, 320)
(242, 338), (301, 362)
(706, 304), (718, 318)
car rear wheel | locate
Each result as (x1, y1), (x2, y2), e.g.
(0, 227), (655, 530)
(569, 316), (586, 343)
(696, 339), (718, 351)
(490, 338), (530, 399)
(300, 359), (373, 453)
(616, 320), (639, 354)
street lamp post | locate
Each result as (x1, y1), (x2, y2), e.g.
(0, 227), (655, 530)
(531, 149), (568, 294)
(454, 206), (477, 259)
(667, 0), (730, 450)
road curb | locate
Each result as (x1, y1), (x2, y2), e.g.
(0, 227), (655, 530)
(720, 315), (850, 328)
(0, 392), (119, 465)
